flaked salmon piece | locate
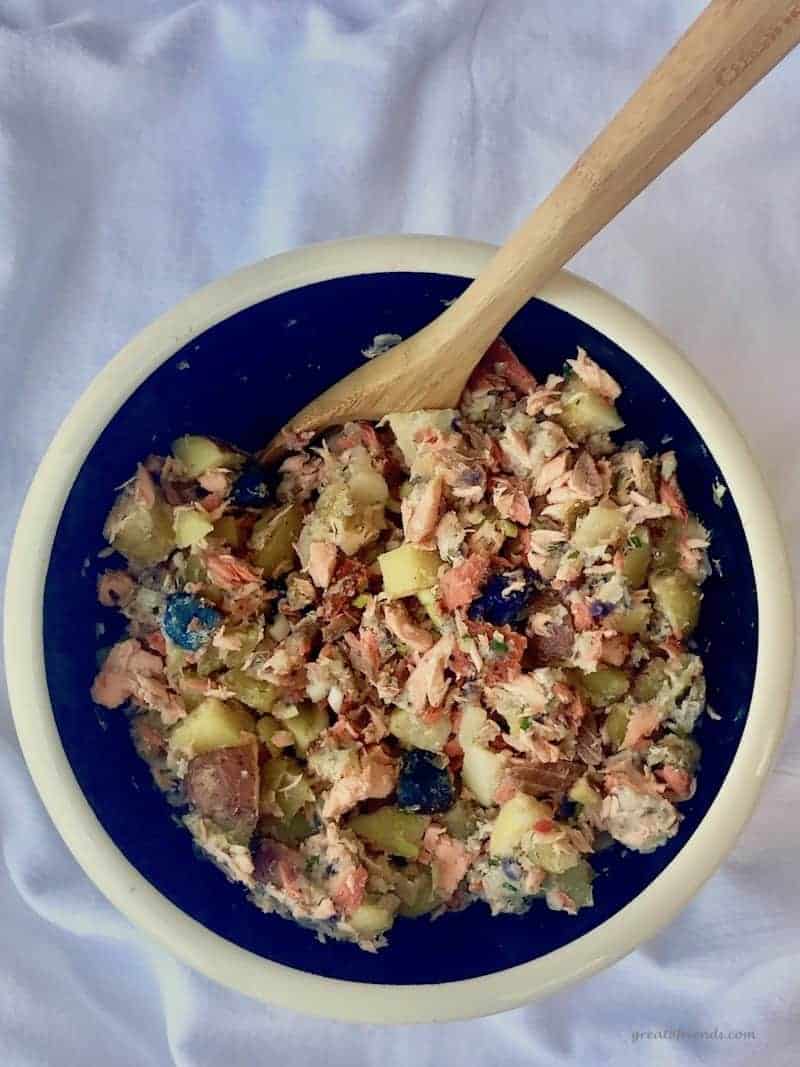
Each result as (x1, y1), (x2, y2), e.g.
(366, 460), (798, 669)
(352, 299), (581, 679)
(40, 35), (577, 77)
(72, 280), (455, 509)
(308, 541), (338, 589)
(440, 554), (490, 611)
(430, 834), (471, 899)
(600, 633), (630, 667)
(658, 765), (694, 800)
(383, 602), (435, 655)
(198, 469), (230, 495)
(627, 491), (672, 524)
(322, 745), (398, 820)
(575, 714), (603, 766)
(498, 427), (531, 475)
(344, 628), (382, 682)
(204, 552), (263, 589)
(570, 630), (604, 673)
(435, 510), (466, 561)
(622, 703), (663, 748)
(254, 840), (304, 894)
(493, 778), (518, 804)
(570, 599), (594, 632)
(91, 638), (164, 709)
(569, 452), (603, 500)
(133, 464), (157, 509)
(567, 348), (621, 401)
(525, 385), (563, 418)
(468, 338), (537, 395)
(403, 475), (443, 543)
(491, 477), (532, 525)
(135, 675), (186, 725)
(277, 452), (324, 502)
(659, 477), (689, 522)
(145, 630), (167, 656)
(404, 634), (455, 714)
(330, 864), (368, 917)
(443, 736), (464, 773)
(328, 718), (361, 742)
(533, 451), (570, 496)
(97, 569), (135, 607)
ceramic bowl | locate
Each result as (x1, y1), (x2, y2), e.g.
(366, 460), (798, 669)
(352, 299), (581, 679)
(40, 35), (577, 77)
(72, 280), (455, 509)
(5, 235), (793, 1023)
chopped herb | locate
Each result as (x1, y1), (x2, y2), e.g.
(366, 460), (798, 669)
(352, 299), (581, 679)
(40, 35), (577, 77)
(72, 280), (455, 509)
(502, 882), (518, 893)
(628, 534), (643, 549)
(487, 856), (501, 867)
(567, 550), (579, 560)
(490, 638), (508, 654)
(305, 856), (321, 874)
(351, 593), (370, 609)
(518, 716), (532, 731)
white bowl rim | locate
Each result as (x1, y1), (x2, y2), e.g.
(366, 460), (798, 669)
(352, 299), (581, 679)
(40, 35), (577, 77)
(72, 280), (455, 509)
(4, 234), (794, 1024)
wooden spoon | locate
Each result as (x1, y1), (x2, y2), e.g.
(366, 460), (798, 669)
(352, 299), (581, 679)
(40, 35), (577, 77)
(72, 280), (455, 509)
(263, 0), (800, 460)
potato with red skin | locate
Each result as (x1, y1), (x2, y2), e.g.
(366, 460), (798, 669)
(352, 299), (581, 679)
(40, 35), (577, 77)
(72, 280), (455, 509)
(185, 739), (260, 841)
(527, 592), (575, 667)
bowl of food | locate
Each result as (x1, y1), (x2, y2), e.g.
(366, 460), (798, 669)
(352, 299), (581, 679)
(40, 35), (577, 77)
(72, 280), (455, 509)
(5, 235), (793, 1023)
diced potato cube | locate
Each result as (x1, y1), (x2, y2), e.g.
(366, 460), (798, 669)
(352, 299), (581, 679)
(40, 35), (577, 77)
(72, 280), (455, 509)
(172, 435), (246, 477)
(633, 658), (669, 702)
(389, 707), (451, 752)
(605, 601), (652, 636)
(223, 669), (278, 713)
(605, 701), (633, 748)
(462, 745), (506, 808)
(556, 381), (624, 440)
(261, 756), (314, 819)
(651, 518), (683, 571)
(622, 527), (652, 588)
(348, 467), (389, 505)
(490, 794), (550, 857)
(568, 775), (601, 808)
(378, 544), (441, 599)
(217, 622), (263, 671)
(458, 705), (507, 807)
(572, 504), (627, 551)
(255, 714), (284, 754)
(170, 697), (256, 755)
(173, 507), (214, 548)
(260, 811), (314, 846)
(397, 867), (437, 918)
(348, 807), (430, 860)
(109, 494), (175, 566)
(530, 839), (580, 874)
(250, 503), (304, 577)
(649, 570), (702, 637)
(545, 858), (594, 908)
(580, 667), (630, 708)
(177, 671), (208, 711)
(195, 644), (224, 678)
(441, 799), (478, 841)
(348, 898), (398, 938)
(284, 703), (329, 755)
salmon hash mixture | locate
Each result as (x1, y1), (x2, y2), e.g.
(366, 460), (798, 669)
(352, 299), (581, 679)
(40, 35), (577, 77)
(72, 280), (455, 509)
(92, 339), (711, 950)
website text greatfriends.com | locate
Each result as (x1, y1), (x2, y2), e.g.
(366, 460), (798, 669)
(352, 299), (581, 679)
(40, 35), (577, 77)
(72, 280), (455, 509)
(632, 1028), (756, 1043)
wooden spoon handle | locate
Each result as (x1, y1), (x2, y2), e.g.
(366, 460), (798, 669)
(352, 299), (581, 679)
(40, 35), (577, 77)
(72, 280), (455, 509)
(423, 0), (800, 367)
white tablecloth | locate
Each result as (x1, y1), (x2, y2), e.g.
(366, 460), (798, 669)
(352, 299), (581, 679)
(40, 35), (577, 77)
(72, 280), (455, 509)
(1, 2), (798, 1063)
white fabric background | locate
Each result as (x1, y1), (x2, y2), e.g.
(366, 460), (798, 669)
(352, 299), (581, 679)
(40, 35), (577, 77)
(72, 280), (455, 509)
(1, 1), (798, 1063)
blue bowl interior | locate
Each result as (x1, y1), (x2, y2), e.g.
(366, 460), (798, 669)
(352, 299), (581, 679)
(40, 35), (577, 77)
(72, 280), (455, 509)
(44, 272), (757, 985)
